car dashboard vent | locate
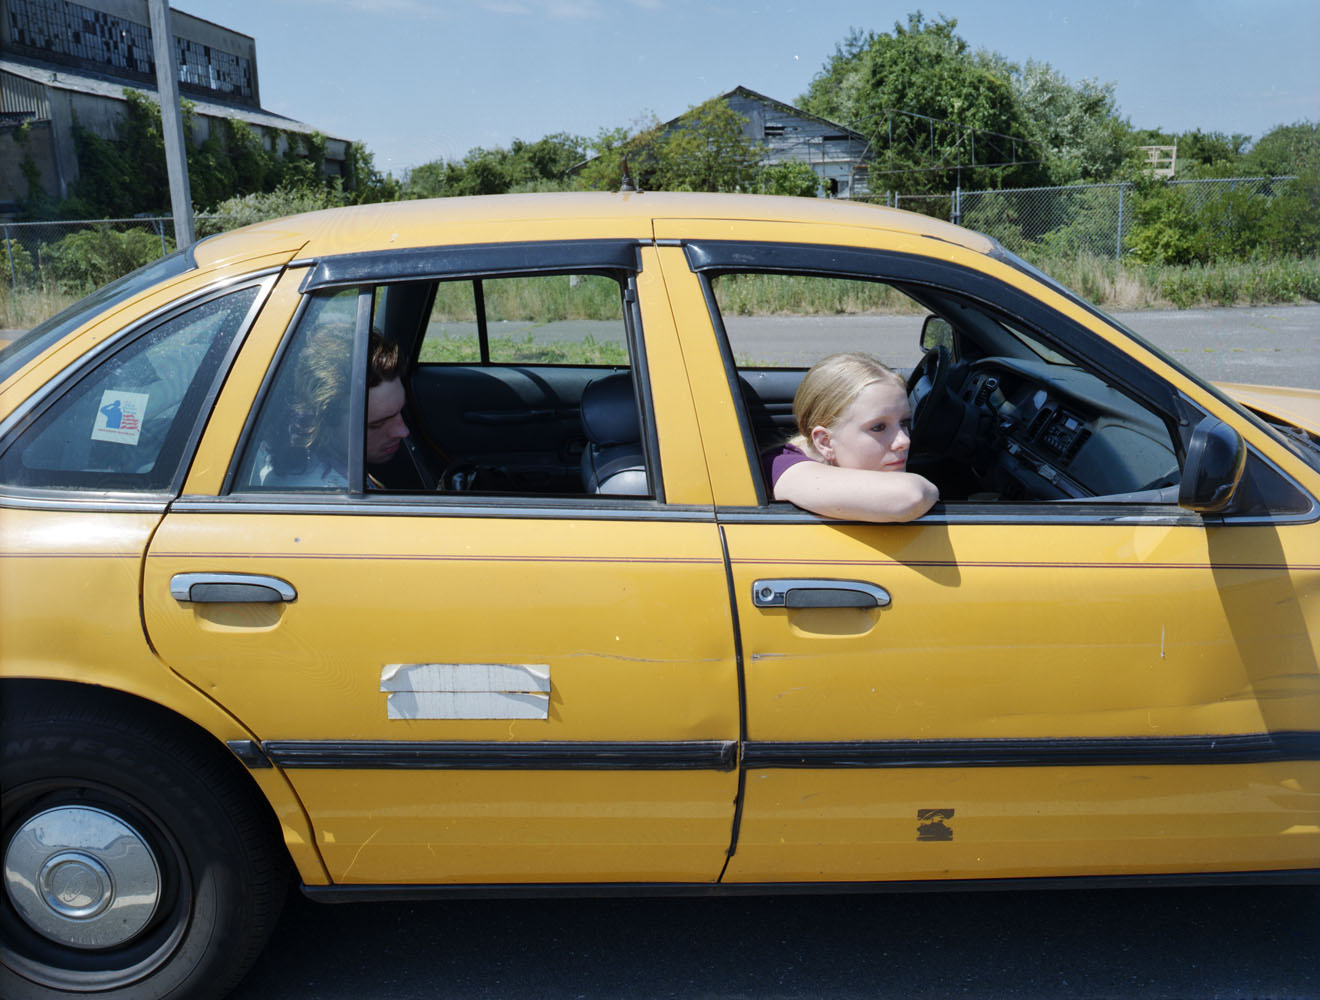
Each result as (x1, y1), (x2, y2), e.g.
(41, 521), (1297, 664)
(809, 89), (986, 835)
(1027, 408), (1052, 440)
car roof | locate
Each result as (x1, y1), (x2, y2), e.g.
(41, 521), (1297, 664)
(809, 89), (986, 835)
(191, 192), (998, 268)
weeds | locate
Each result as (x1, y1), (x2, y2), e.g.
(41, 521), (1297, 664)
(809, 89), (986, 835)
(0, 283), (79, 331)
(420, 333), (628, 365)
(5, 253), (1318, 334)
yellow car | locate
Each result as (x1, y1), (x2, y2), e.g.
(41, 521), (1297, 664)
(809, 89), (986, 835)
(1, 193), (1317, 1000)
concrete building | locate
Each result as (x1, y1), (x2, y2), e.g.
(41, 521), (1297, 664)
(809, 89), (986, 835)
(0, 0), (347, 213)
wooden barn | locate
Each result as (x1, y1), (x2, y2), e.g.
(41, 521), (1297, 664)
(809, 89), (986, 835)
(720, 86), (873, 198)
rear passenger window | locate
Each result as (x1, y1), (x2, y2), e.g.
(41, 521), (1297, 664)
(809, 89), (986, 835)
(0, 287), (259, 493)
(411, 273), (643, 494)
(422, 274), (628, 365)
(234, 289), (356, 492)
(231, 268), (654, 499)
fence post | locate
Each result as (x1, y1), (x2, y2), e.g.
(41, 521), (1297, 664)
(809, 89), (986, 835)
(3, 226), (15, 288)
(953, 186), (962, 225)
(1116, 183), (1127, 260)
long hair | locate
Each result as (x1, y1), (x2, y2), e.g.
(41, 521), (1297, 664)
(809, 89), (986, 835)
(790, 352), (905, 458)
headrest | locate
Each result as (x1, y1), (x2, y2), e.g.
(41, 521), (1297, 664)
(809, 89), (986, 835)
(580, 372), (640, 447)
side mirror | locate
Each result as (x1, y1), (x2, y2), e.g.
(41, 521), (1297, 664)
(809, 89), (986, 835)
(920, 315), (955, 354)
(1178, 416), (1246, 513)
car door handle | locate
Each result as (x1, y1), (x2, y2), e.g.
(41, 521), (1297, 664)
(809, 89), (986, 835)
(170, 573), (297, 604)
(751, 578), (891, 609)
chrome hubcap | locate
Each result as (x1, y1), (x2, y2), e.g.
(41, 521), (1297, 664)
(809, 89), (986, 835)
(4, 806), (161, 949)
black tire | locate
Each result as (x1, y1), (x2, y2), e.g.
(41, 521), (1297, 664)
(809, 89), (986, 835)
(1, 695), (287, 1000)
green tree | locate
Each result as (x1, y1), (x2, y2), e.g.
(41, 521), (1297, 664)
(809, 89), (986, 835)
(1177, 129), (1251, 171)
(402, 133), (586, 199)
(756, 161), (822, 197)
(1260, 170), (1320, 255)
(197, 185), (348, 236)
(42, 226), (171, 290)
(575, 101), (763, 194)
(1243, 121), (1320, 176)
(342, 143), (400, 203)
(801, 14), (1040, 195)
(574, 120), (664, 192)
(1001, 59), (1132, 184)
(802, 16), (1143, 190)
(799, 27), (876, 126)
(652, 98), (763, 192)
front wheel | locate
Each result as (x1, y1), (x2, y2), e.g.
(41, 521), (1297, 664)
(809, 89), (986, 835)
(1, 696), (286, 1000)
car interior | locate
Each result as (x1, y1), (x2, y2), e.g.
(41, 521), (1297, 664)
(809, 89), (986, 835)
(236, 265), (1197, 507)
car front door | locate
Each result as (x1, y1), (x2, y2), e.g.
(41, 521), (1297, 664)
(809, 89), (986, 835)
(655, 236), (1320, 886)
(143, 244), (742, 887)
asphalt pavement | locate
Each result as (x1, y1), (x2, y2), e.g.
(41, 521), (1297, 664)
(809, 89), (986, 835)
(720, 303), (1320, 388)
(233, 883), (1319, 999)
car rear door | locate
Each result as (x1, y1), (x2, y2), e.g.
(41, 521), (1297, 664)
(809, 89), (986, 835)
(142, 244), (742, 887)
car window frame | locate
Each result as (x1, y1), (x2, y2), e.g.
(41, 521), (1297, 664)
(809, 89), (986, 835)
(225, 240), (668, 506)
(683, 239), (1212, 520)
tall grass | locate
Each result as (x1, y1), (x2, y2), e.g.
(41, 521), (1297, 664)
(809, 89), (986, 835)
(420, 333), (627, 365)
(429, 274), (623, 322)
(1031, 254), (1320, 310)
(713, 273), (923, 316)
(0, 284), (79, 331)
(5, 255), (1317, 333)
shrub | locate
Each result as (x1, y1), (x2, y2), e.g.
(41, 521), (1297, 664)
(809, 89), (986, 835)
(41, 227), (171, 291)
(197, 186), (348, 236)
(0, 239), (36, 288)
(756, 162), (822, 198)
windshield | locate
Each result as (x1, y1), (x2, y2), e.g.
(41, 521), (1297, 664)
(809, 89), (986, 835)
(0, 248), (196, 385)
(991, 241), (1320, 475)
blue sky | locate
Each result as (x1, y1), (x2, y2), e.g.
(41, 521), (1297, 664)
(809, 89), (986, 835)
(205, 0), (1320, 176)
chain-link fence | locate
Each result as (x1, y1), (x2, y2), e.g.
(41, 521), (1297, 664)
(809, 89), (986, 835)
(948, 176), (1295, 259)
(1, 177), (1302, 292)
(1, 216), (185, 291)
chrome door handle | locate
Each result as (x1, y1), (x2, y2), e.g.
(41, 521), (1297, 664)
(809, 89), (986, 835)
(751, 578), (891, 609)
(170, 573), (297, 604)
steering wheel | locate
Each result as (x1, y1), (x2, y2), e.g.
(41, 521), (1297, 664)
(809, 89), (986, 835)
(906, 343), (951, 440)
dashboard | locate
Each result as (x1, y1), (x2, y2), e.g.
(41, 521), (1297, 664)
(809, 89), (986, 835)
(958, 357), (1181, 501)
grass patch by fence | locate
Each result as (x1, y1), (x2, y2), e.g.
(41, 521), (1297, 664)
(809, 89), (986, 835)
(1034, 254), (1320, 310)
(419, 333), (628, 365)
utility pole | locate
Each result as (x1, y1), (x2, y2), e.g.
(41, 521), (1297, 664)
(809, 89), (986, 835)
(148, 0), (195, 249)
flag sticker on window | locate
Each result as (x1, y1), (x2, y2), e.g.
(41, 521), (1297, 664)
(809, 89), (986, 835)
(91, 390), (149, 446)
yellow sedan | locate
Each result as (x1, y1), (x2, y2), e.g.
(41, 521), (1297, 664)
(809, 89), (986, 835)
(2, 193), (1316, 1000)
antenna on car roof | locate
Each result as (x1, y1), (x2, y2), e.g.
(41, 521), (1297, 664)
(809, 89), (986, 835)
(619, 156), (638, 193)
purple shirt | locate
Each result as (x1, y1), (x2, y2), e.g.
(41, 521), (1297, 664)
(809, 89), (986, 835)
(761, 442), (815, 490)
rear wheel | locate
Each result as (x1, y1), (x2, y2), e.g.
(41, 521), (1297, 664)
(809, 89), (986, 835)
(1, 698), (286, 1000)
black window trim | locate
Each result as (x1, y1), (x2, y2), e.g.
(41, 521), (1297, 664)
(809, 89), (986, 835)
(297, 239), (643, 291)
(683, 239), (1199, 515)
(229, 244), (666, 504)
